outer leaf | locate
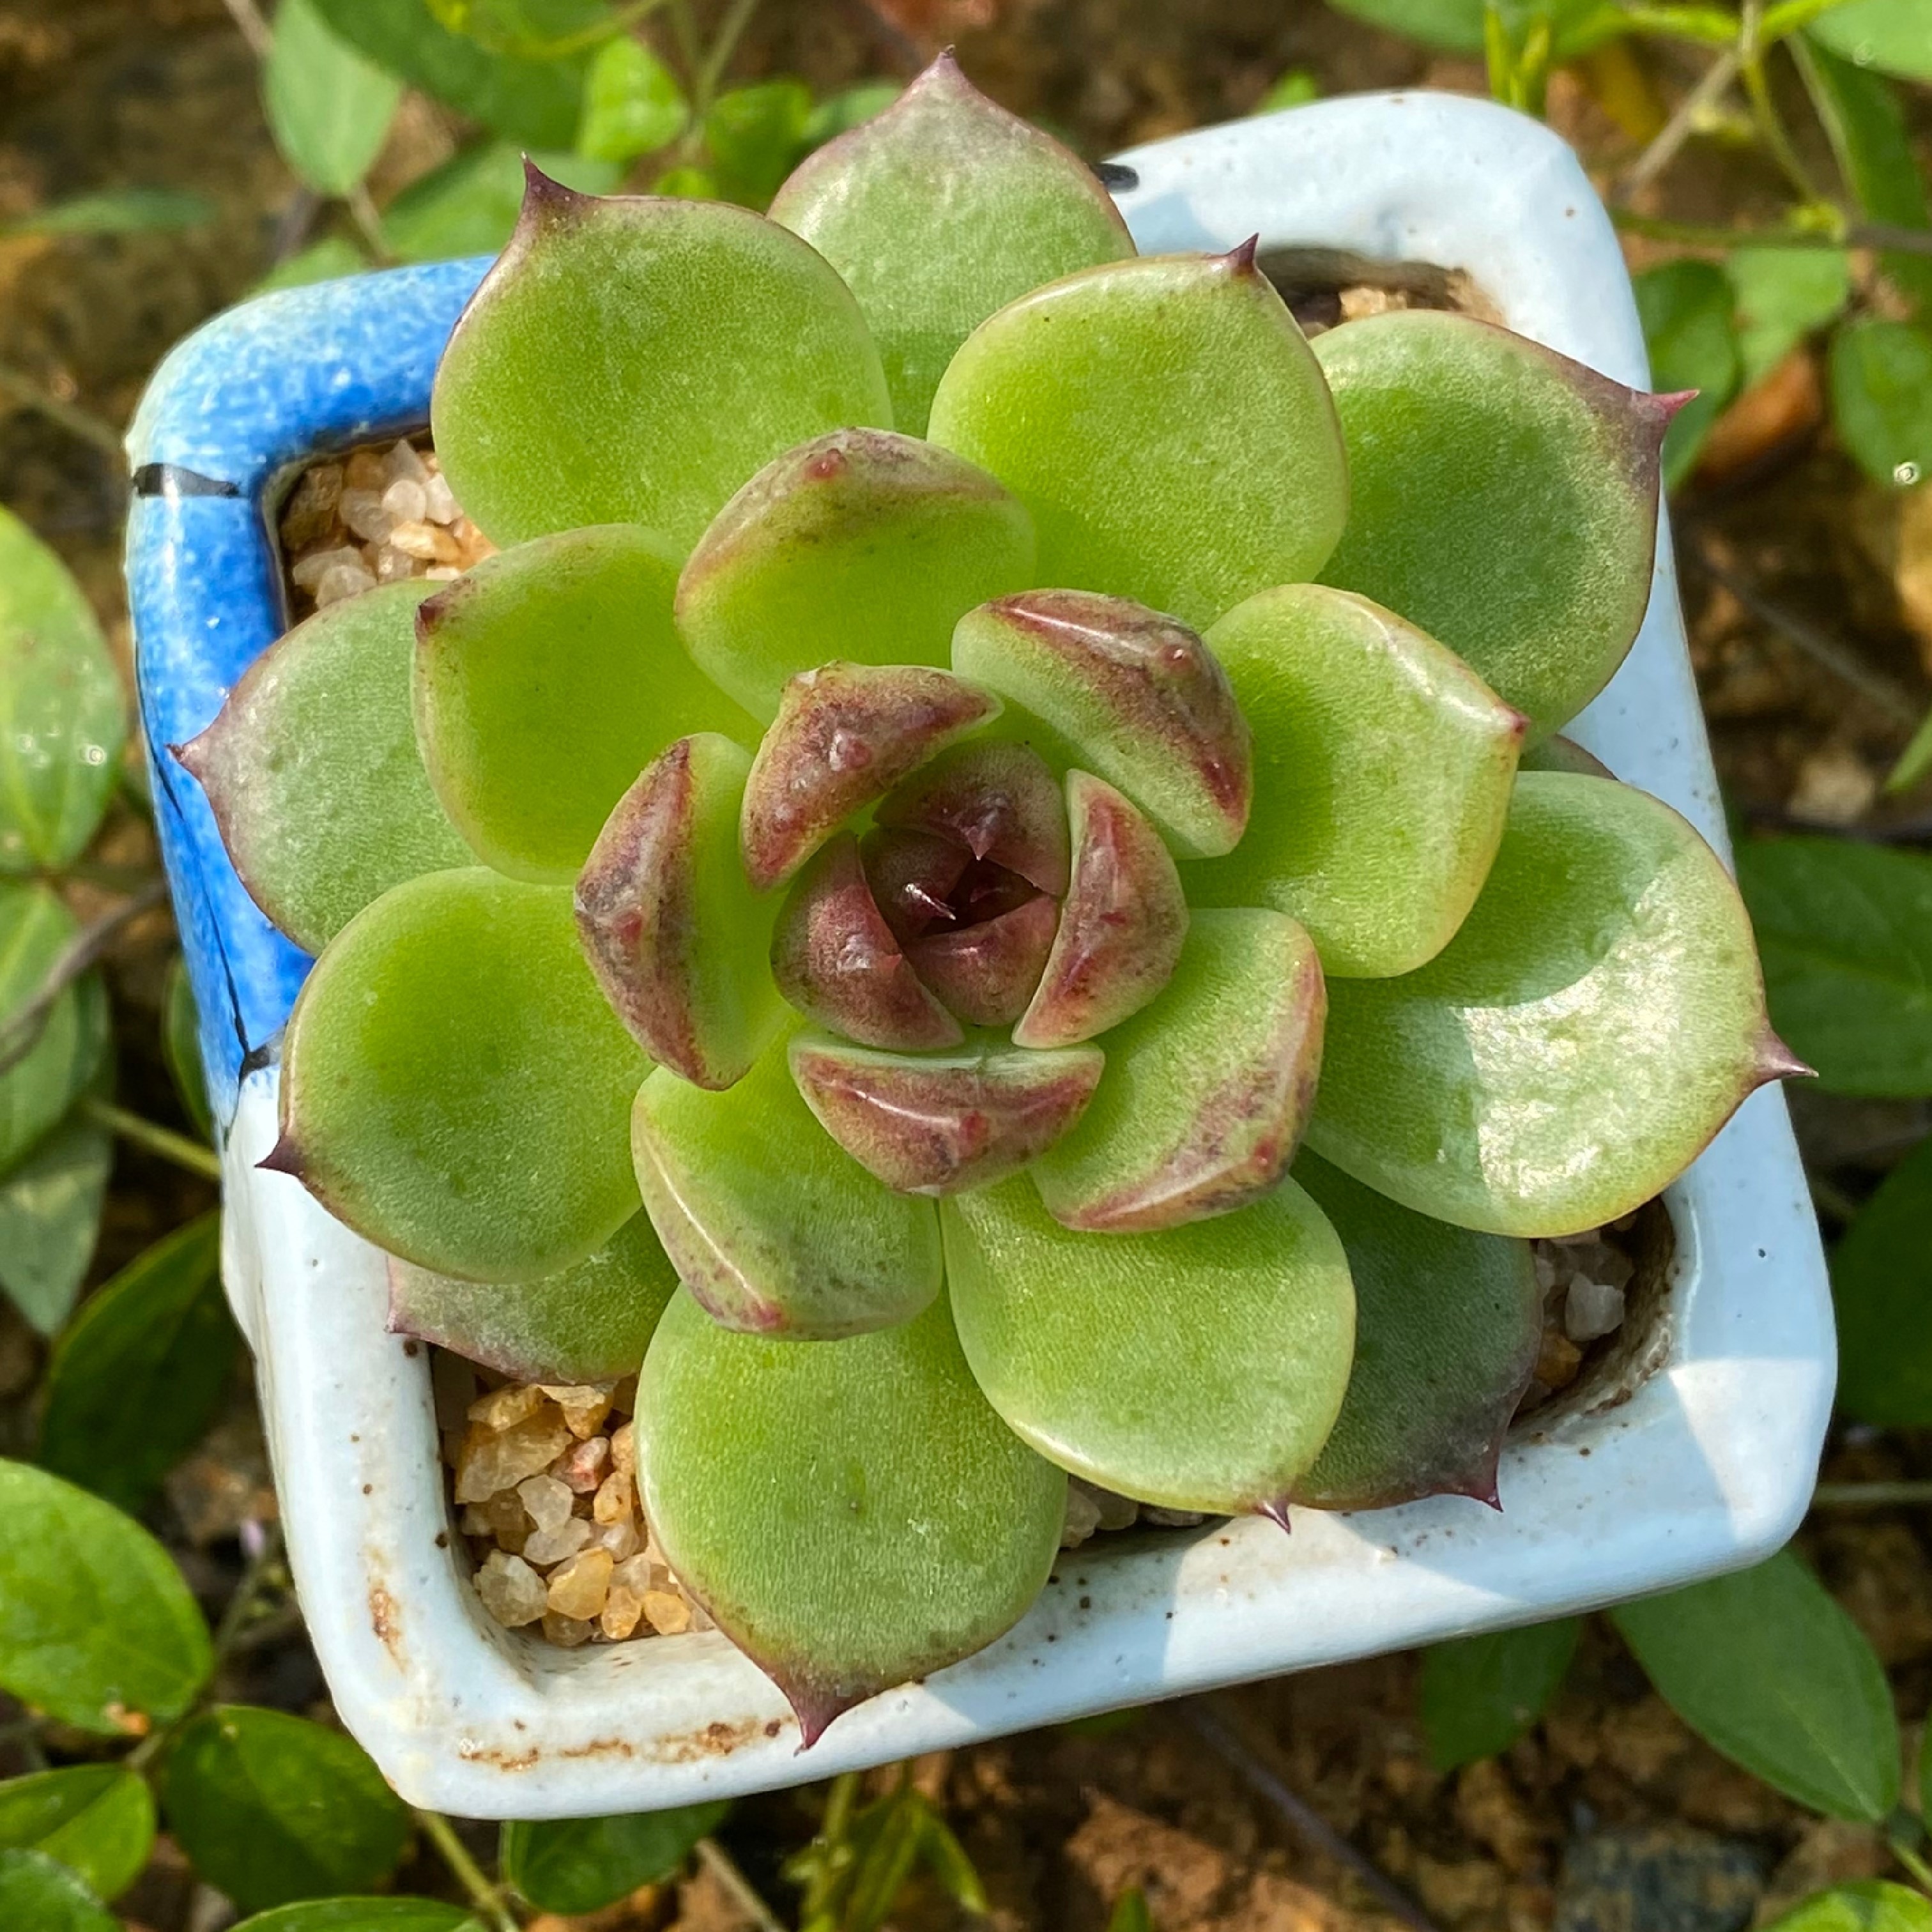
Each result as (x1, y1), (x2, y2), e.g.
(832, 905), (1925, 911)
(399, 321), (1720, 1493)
(180, 580), (470, 953)
(234, 1903), (479, 1931)
(638, 1287), (1066, 1744)
(1612, 1551), (1899, 1823)
(277, 869), (648, 1282)
(1736, 836), (1932, 1096)
(161, 1706), (411, 1912)
(631, 1032), (942, 1337)
(431, 174), (890, 551)
(1033, 909), (1323, 1234)
(1829, 319), (1932, 487)
(1327, 0), (1485, 49)
(0, 1849), (118, 1932)
(388, 1209), (676, 1383)
(928, 245), (1348, 632)
(942, 1176), (1354, 1515)
(705, 79), (811, 208)
(0, 884), (110, 1179)
(162, 954), (213, 1140)
(802, 83), (900, 148)
(770, 51), (1133, 433)
(1763, 1885), (1932, 1932)
(264, 0), (403, 196)
(1634, 261), (1740, 485)
(1, 188), (213, 238)
(1188, 583), (1525, 977)
(500, 1803), (726, 1913)
(0, 1107), (111, 1335)
(576, 34), (687, 163)
(38, 1213), (234, 1512)
(1727, 247), (1851, 389)
(0, 505), (125, 874)
(0, 1765), (155, 1901)
(1828, 1133), (1932, 1425)
(1809, 0), (1932, 82)
(0, 1457), (212, 1733)
(254, 236), (370, 293)
(1416, 1620), (1581, 1771)
(1312, 311), (1667, 735)
(676, 430), (1036, 722)
(1308, 773), (1789, 1238)
(382, 144), (621, 261)
(413, 528), (756, 881)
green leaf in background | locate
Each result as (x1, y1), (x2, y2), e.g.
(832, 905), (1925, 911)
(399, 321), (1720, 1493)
(1107, 1886), (1154, 1932)
(1612, 1550), (1899, 1822)
(1736, 836), (1932, 1096)
(916, 1800), (988, 1916)
(234, 1903), (482, 1930)
(802, 82), (901, 150)
(1830, 1133), (1932, 1425)
(1807, 0), (1932, 83)
(380, 142), (620, 261)
(0, 1105), (112, 1334)
(501, 1802), (726, 1913)
(1830, 319), (1932, 487)
(1726, 247), (1850, 389)
(162, 1706), (411, 1912)
(0, 188), (215, 239)
(652, 164), (718, 198)
(0, 1849), (117, 1932)
(1253, 68), (1321, 112)
(311, 0), (599, 146)
(1634, 259), (1740, 486)
(0, 1765), (154, 1902)
(1418, 1620), (1581, 1770)
(705, 79), (813, 208)
(0, 1457), (211, 1733)
(0, 884), (111, 1179)
(39, 1213), (234, 1512)
(252, 235), (371, 293)
(576, 33), (686, 162)
(162, 954), (213, 1141)
(0, 505), (126, 875)
(1765, 1882), (1932, 1931)
(264, 0), (404, 197)
(1798, 39), (1932, 312)
(1325, 0), (1486, 52)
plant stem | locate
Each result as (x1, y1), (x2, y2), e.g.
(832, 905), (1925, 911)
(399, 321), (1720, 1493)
(1814, 1482), (1932, 1508)
(696, 1836), (786, 1932)
(0, 878), (169, 1077)
(1618, 48), (1742, 199)
(1893, 1839), (1932, 1896)
(417, 1808), (521, 1932)
(346, 184), (394, 266)
(1809, 1173), (1862, 1224)
(0, 364), (125, 459)
(798, 1770), (862, 1923)
(1738, 1), (1825, 206)
(691, 0), (762, 118)
(80, 1098), (222, 1181)
(219, 0), (272, 56)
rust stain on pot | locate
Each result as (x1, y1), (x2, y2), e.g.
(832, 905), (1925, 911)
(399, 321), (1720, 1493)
(458, 1741), (542, 1772)
(368, 1581), (403, 1665)
(456, 1715), (778, 1775)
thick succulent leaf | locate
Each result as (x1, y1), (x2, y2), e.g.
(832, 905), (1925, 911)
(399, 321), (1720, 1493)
(387, 1210), (676, 1383)
(638, 1287), (1065, 1744)
(1289, 1151), (1540, 1511)
(1013, 773), (1187, 1049)
(875, 739), (1068, 894)
(905, 892), (1057, 1028)
(1312, 311), (1669, 737)
(927, 246), (1349, 631)
(740, 663), (999, 891)
(275, 868), (648, 1281)
(1519, 733), (1613, 778)
(431, 171), (891, 551)
(862, 826), (970, 942)
(1033, 908), (1323, 1232)
(1185, 584), (1524, 979)
(768, 50), (1134, 434)
(414, 526), (757, 882)
(675, 430), (1036, 721)
(789, 1031), (1103, 1194)
(952, 593), (1251, 859)
(576, 734), (785, 1091)
(1306, 772), (1797, 1236)
(770, 834), (962, 1050)
(179, 581), (468, 953)
(943, 1176), (1354, 1514)
(631, 1030), (942, 1336)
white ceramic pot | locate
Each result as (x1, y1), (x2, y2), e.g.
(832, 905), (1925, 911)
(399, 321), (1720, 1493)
(134, 89), (1832, 1818)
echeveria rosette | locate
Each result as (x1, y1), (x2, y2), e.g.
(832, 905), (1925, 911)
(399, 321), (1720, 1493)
(177, 56), (1805, 1747)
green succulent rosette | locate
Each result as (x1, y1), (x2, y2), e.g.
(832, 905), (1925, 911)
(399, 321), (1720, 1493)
(182, 55), (1802, 1745)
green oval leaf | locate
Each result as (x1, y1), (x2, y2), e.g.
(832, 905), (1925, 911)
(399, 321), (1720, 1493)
(0, 188), (213, 238)
(1726, 246), (1850, 390)
(39, 1212), (234, 1512)
(431, 179), (891, 552)
(705, 79), (811, 209)
(0, 506), (125, 875)
(0, 1848), (118, 1932)
(234, 1903), (480, 1931)
(253, 235), (371, 294)
(1633, 260), (1740, 487)
(264, 0), (404, 196)
(576, 33), (686, 162)
(1308, 772), (1784, 1237)
(0, 1106), (111, 1335)
(1611, 1551), (1899, 1823)
(1830, 1133), (1932, 1425)
(279, 868), (649, 1282)
(1325, 0), (1485, 51)
(381, 142), (620, 263)
(500, 1802), (726, 1913)
(161, 1706), (411, 1912)
(1809, 0), (1932, 81)
(0, 1765), (155, 1901)
(1416, 1620), (1581, 1772)
(1829, 319), (1932, 489)
(0, 884), (111, 1179)
(0, 1457), (211, 1733)
(1736, 836), (1932, 1098)
(1765, 1884), (1932, 1932)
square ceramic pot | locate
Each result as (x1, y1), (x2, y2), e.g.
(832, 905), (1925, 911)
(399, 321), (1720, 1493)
(126, 89), (1834, 1819)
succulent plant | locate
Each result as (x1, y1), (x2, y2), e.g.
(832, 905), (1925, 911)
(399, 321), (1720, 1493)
(181, 54), (1803, 1744)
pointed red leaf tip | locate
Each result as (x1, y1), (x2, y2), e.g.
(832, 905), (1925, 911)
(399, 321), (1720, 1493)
(257, 1133), (303, 1177)
(518, 156), (596, 228)
(876, 739), (1071, 896)
(777, 1673), (865, 1752)
(1754, 1029), (1815, 1083)
(905, 891), (1059, 1027)
(861, 827), (972, 946)
(1643, 388), (1701, 426)
(1253, 1498), (1293, 1535)
(1223, 234), (1261, 275)
(740, 663), (1002, 893)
